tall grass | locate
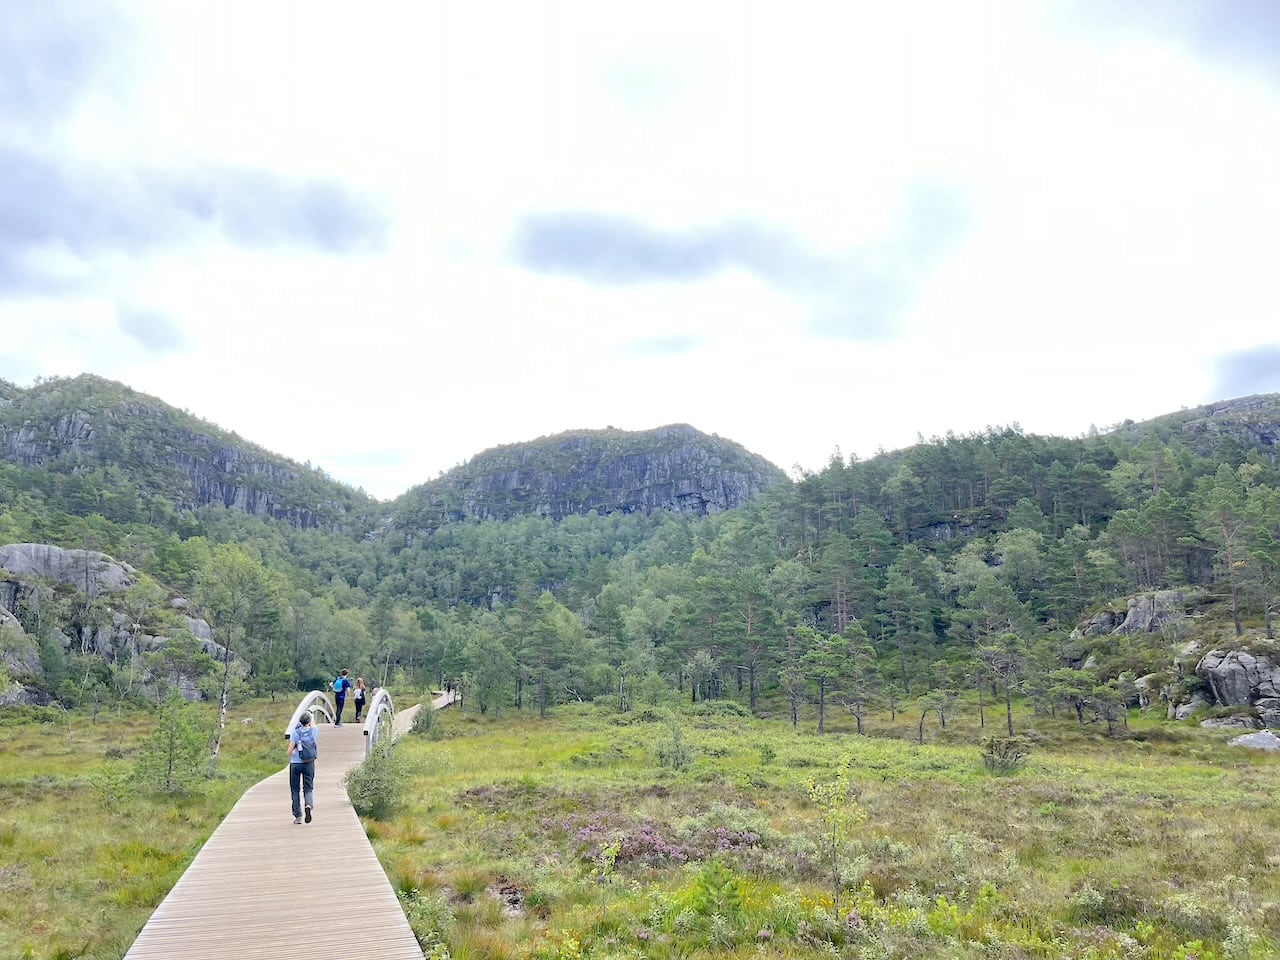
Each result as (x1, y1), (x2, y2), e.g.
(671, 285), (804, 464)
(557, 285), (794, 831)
(6, 694), (1279, 959)
(369, 699), (1280, 960)
(0, 698), (294, 959)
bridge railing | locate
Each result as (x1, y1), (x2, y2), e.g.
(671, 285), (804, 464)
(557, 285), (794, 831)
(284, 690), (336, 740)
(361, 688), (395, 758)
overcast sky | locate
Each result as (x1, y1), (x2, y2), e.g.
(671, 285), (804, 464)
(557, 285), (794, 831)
(3, 1), (1279, 500)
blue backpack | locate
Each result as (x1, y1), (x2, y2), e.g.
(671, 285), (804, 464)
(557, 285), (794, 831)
(295, 728), (317, 761)
(333, 677), (346, 694)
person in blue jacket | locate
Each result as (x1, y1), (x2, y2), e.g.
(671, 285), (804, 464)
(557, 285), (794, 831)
(288, 712), (318, 824)
(333, 669), (351, 726)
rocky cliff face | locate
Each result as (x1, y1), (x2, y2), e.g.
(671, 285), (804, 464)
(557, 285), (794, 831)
(1121, 394), (1280, 460)
(0, 375), (371, 531)
(0, 541), (230, 704)
(0, 543), (138, 595)
(396, 424), (788, 528)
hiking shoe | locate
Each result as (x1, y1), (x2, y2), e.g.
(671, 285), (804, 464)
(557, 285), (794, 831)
(304, 806), (312, 823)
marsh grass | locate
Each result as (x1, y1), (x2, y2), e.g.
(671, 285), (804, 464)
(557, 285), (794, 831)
(0, 697), (295, 960)
(8, 694), (1280, 959)
(369, 700), (1280, 960)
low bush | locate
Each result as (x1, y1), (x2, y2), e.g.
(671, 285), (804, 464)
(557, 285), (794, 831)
(981, 735), (1031, 773)
(345, 737), (408, 818)
(412, 706), (441, 739)
(655, 725), (693, 770)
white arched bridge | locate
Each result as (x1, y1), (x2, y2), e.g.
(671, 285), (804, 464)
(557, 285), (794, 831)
(123, 688), (456, 960)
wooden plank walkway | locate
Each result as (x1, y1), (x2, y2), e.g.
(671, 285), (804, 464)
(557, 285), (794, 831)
(123, 696), (452, 960)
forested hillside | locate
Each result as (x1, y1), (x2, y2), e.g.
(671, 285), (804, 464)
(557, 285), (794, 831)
(3, 374), (1280, 736)
(393, 423), (788, 528)
(0, 374), (378, 532)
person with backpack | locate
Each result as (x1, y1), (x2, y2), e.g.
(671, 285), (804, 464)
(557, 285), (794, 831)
(353, 677), (367, 722)
(288, 712), (318, 824)
(333, 669), (351, 726)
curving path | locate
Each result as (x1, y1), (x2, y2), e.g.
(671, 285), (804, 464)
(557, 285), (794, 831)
(124, 693), (454, 959)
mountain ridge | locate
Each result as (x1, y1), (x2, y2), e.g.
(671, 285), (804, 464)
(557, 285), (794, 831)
(0, 375), (791, 529)
(5, 374), (1280, 531)
(392, 422), (789, 529)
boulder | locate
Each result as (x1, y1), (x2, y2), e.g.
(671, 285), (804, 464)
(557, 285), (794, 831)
(1115, 590), (1185, 635)
(1134, 674), (1162, 709)
(1230, 730), (1280, 751)
(182, 615), (214, 642)
(1200, 716), (1261, 730)
(0, 677), (45, 706)
(1173, 693), (1210, 720)
(1256, 697), (1280, 729)
(1196, 645), (1280, 706)
(1081, 608), (1125, 636)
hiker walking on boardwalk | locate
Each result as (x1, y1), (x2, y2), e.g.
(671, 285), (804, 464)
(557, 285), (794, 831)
(288, 712), (318, 824)
(333, 669), (351, 725)
(353, 677), (367, 722)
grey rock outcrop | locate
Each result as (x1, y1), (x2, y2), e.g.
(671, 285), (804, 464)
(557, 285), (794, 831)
(1168, 395), (1280, 461)
(398, 424), (788, 526)
(1081, 591), (1185, 636)
(0, 540), (235, 701)
(1120, 394), (1280, 463)
(1196, 645), (1280, 706)
(0, 543), (136, 594)
(1200, 716), (1261, 730)
(0, 606), (41, 677)
(1230, 730), (1280, 750)
(1256, 697), (1280, 728)
(1172, 693), (1210, 720)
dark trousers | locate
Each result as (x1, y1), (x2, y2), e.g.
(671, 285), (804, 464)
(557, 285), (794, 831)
(354, 696), (365, 721)
(334, 693), (346, 724)
(290, 761), (315, 818)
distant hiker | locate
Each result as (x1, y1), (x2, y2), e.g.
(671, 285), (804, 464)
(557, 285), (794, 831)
(353, 677), (367, 722)
(288, 712), (318, 825)
(333, 669), (351, 725)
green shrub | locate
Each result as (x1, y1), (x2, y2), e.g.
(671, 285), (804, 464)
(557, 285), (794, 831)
(345, 737), (407, 818)
(656, 725), (693, 770)
(400, 887), (455, 951)
(0, 705), (60, 726)
(981, 735), (1031, 773)
(412, 705), (441, 739)
(689, 700), (750, 719)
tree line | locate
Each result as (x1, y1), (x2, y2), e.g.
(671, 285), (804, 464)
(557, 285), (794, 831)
(3, 415), (1280, 736)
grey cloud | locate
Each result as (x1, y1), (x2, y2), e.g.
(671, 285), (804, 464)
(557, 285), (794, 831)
(0, 3), (126, 128)
(0, 4), (387, 301)
(117, 308), (188, 354)
(165, 170), (388, 253)
(515, 213), (769, 284)
(515, 183), (968, 342)
(0, 145), (389, 297)
(1213, 345), (1280, 398)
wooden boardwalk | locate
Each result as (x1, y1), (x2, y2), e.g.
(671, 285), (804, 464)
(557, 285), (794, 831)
(123, 697), (449, 960)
